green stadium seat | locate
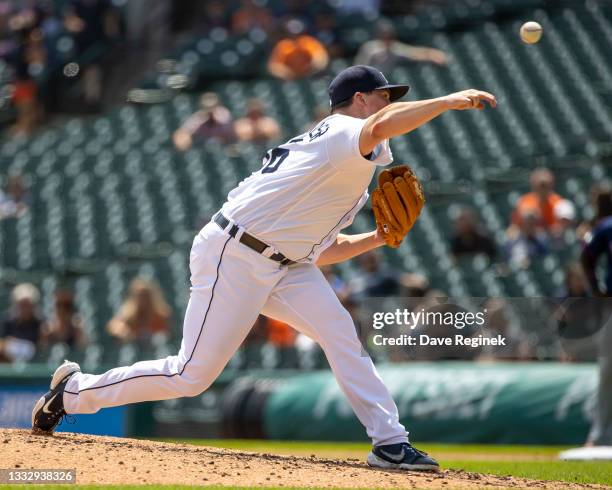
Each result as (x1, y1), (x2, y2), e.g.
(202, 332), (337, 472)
(1, 2), (611, 366)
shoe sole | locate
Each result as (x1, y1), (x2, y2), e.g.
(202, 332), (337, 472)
(367, 452), (441, 472)
(31, 361), (81, 431)
(31, 396), (47, 430)
(50, 361), (81, 390)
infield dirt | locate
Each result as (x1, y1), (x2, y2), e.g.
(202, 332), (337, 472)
(0, 429), (606, 489)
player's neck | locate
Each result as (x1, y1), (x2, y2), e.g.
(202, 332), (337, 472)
(332, 107), (367, 119)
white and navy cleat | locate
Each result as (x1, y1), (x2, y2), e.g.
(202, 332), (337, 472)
(367, 442), (440, 472)
(31, 360), (81, 434)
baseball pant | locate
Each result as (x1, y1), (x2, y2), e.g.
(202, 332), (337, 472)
(587, 308), (612, 445)
(64, 222), (408, 446)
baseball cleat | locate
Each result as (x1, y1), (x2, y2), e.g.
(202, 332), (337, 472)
(367, 442), (440, 472)
(31, 360), (81, 434)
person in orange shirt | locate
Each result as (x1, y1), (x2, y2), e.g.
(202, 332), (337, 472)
(512, 168), (569, 232)
(266, 317), (296, 347)
(267, 19), (329, 81)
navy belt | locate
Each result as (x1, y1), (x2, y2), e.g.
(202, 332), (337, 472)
(213, 212), (296, 266)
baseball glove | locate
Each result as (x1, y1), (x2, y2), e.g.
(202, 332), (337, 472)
(371, 165), (425, 248)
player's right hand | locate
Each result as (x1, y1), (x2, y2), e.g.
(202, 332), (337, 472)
(444, 89), (497, 110)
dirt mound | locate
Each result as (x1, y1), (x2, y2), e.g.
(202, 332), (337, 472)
(0, 429), (603, 489)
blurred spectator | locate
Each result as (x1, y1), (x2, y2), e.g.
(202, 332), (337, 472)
(592, 183), (612, 220)
(557, 263), (590, 299)
(349, 249), (399, 299)
(341, 294), (364, 338)
(335, 0), (380, 16)
(554, 199), (576, 230)
(271, 0), (314, 31)
(0, 5), (17, 57)
(512, 168), (569, 233)
(197, 0), (229, 34)
(355, 19), (448, 73)
(243, 314), (269, 345)
(0, 283), (44, 363)
(404, 298), (481, 361)
(240, 314), (270, 368)
(267, 19), (329, 81)
(313, 11), (343, 58)
(577, 183), (612, 244)
(550, 198), (577, 248)
(40, 2), (63, 44)
(0, 174), (30, 219)
(41, 289), (87, 350)
(506, 210), (549, 268)
(107, 278), (171, 346)
(266, 318), (296, 347)
(10, 27), (46, 135)
(320, 264), (349, 301)
(231, 0), (273, 35)
(476, 298), (534, 361)
(382, 274), (431, 360)
(234, 98), (281, 143)
(398, 272), (429, 297)
(63, 0), (121, 108)
(554, 264), (597, 363)
(1, 0), (124, 125)
(243, 316), (300, 369)
(450, 207), (496, 261)
(173, 92), (235, 151)
(244, 315), (297, 350)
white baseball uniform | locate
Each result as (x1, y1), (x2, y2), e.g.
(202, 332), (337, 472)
(63, 114), (409, 446)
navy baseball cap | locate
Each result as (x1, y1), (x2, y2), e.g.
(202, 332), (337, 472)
(328, 65), (409, 107)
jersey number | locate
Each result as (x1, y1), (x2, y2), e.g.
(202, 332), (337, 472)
(262, 147), (290, 174)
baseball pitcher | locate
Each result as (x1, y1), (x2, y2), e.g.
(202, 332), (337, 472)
(33, 65), (496, 471)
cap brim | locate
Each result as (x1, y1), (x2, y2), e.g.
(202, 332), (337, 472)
(376, 84), (409, 102)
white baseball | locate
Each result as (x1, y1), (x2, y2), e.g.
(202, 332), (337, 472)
(520, 21), (543, 44)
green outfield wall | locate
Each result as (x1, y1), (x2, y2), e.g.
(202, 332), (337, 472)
(262, 362), (598, 444)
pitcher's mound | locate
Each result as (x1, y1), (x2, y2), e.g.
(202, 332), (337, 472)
(0, 429), (602, 488)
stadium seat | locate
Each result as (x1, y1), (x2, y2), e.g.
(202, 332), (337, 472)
(1, 1), (611, 367)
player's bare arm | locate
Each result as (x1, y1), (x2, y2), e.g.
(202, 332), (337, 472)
(359, 89), (497, 155)
(316, 231), (384, 266)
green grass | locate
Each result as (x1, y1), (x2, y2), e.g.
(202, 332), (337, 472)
(166, 439), (612, 486)
(444, 460), (612, 485)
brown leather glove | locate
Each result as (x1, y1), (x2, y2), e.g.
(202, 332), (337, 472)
(371, 165), (425, 248)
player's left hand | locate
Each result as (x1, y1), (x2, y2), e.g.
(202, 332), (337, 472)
(371, 165), (425, 248)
